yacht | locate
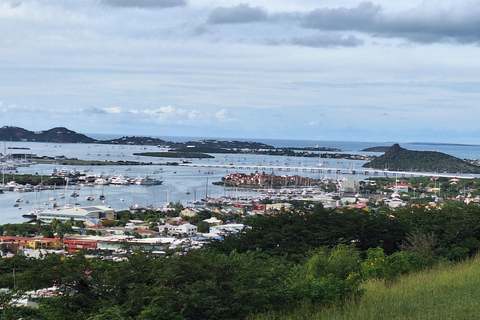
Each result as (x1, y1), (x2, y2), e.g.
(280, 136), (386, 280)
(134, 175), (163, 186)
(109, 175), (130, 185)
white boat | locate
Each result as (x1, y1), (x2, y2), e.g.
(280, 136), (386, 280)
(109, 175), (130, 185)
(22, 209), (43, 220)
(134, 175), (163, 186)
(94, 178), (110, 185)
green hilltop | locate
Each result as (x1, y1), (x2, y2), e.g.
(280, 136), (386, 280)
(362, 143), (480, 173)
(0, 126), (96, 143)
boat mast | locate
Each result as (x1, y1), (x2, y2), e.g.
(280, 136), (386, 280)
(205, 177), (209, 199)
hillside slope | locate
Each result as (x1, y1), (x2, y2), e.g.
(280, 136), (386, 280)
(252, 255), (480, 320)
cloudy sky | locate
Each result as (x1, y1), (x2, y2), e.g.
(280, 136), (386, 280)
(1, 0), (479, 143)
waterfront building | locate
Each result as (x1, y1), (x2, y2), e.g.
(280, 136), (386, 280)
(36, 205), (115, 223)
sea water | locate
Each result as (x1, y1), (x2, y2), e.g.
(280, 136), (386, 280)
(1, 137), (479, 224)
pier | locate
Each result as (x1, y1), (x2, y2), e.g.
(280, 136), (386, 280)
(179, 163), (475, 179)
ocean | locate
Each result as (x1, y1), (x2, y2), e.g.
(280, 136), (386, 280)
(87, 134), (480, 159)
(1, 136), (480, 225)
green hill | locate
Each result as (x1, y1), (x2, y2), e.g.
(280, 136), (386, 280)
(0, 126), (97, 143)
(362, 143), (480, 173)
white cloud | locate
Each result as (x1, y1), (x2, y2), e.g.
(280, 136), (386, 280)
(104, 107), (123, 114)
(188, 110), (201, 120)
(215, 109), (237, 123)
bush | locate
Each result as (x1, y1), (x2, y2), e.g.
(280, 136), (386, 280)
(361, 247), (435, 281)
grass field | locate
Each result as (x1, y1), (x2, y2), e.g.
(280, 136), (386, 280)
(251, 255), (480, 320)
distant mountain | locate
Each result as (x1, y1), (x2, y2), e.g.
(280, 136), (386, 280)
(0, 126), (97, 143)
(362, 143), (480, 173)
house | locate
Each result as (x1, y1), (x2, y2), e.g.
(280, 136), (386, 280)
(164, 223), (198, 237)
(384, 180), (412, 193)
(0, 236), (34, 254)
(27, 237), (62, 250)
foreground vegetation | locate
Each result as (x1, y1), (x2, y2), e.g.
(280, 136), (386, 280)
(2, 202), (480, 319)
(252, 255), (480, 320)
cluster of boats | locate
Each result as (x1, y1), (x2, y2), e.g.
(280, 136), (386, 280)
(95, 174), (164, 186)
(2, 166), (164, 220)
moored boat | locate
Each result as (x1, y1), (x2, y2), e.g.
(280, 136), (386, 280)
(134, 175), (163, 186)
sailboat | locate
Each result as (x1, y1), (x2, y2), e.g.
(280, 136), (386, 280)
(22, 189), (41, 220)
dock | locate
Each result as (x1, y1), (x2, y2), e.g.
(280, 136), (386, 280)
(179, 163), (475, 179)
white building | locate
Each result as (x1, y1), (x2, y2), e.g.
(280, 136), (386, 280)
(209, 224), (245, 236)
(163, 223), (198, 237)
(36, 206), (115, 223)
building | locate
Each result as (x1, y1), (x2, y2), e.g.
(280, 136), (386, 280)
(96, 236), (175, 252)
(266, 203), (293, 211)
(164, 223), (198, 237)
(36, 206), (115, 223)
(209, 224), (245, 236)
(339, 178), (360, 193)
(384, 180), (412, 193)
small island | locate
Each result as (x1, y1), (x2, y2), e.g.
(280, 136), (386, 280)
(363, 143), (480, 173)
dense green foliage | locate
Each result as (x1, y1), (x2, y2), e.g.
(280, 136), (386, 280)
(1, 250), (342, 320)
(2, 202), (480, 319)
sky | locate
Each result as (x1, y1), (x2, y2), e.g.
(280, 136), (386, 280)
(1, 0), (480, 144)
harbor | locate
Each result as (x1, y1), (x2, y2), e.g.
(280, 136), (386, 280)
(1, 140), (480, 224)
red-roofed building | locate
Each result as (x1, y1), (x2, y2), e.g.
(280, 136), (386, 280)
(384, 180), (412, 193)
(63, 238), (98, 253)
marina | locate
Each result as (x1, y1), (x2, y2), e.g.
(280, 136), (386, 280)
(1, 139), (480, 225)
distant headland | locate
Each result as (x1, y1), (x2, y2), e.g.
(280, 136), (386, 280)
(0, 126), (345, 160)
